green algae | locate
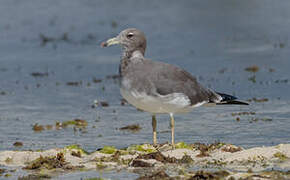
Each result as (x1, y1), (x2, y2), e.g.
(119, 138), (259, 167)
(175, 142), (192, 149)
(127, 144), (156, 153)
(5, 157), (12, 164)
(99, 146), (117, 154)
(274, 152), (288, 161)
(65, 144), (88, 155)
(56, 119), (88, 128)
(85, 177), (105, 180)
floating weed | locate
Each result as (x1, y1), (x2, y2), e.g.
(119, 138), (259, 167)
(119, 124), (141, 133)
(247, 97), (269, 103)
(231, 112), (256, 116)
(30, 72), (49, 77)
(13, 141), (23, 147)
(32, 123), (45, 132)
(66, 81), (82, 86)
(85, 177), (105, 180)
(45, 125), (53, 130)
(245, 65), (259, 73)
(56, 119), (88, 129)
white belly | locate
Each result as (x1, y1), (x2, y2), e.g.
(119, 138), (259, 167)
(120, 87), (206, 114)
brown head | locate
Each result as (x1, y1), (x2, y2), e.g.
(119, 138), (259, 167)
(101, 28), (147, 56)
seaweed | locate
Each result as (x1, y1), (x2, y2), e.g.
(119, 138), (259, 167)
(23, 153), (69, 170)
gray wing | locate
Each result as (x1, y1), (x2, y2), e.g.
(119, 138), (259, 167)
(123, 59), (221, 105)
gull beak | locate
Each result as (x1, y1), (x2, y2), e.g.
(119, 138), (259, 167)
(100, 37), (119, 47)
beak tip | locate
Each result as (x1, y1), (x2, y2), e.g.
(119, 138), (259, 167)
(100, 42), (107, 47)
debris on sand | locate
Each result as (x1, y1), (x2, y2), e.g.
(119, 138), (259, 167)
(0, 143), (290, 179)
(23, 152), (68, 170)
(190, 170), (230, 180)
(136, 170), (173, 180)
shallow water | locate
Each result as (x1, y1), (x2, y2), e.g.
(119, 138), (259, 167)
(1, 0), (290, 179)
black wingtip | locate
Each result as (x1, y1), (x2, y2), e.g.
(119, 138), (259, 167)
(217, 100), (249, 105)
(216, 92), (249, 105)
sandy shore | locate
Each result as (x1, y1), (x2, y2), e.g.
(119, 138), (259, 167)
(0, 143), (290, 179)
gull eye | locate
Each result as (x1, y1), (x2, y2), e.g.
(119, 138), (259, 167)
(126, 33), (134, 39)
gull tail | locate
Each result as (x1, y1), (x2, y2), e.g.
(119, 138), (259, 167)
(215, 92), (249, 105)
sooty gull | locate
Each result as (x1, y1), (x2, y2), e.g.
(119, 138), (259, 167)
(101, 28), (248, 148)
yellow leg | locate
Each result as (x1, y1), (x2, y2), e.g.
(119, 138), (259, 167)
(152, 115), (157, 146)
(170, 113), (175, 149)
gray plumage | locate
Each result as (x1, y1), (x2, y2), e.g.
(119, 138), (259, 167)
(101, 28), (248, 147)
(120, 58), (221, 106)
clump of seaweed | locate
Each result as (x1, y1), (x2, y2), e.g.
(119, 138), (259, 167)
(135, 151), (177, 163)
(245, 65), (259, 73)
(66, 81), (82, 86)
(190, 170), (230, 180)
(13, 141), (23, 147)
(136, 170), (173, 180)
(32, 123), (45, 132)
(23, 152), (69, 170)
(56, 119), (88, 129)
(65, 144), (88, 156)
(231, 112), (256, 116)
(195, 142), (225, 157)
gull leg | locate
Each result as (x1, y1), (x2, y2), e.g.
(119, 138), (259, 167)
(170, 113), (175, 149)
(152, 115), (157, 146)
